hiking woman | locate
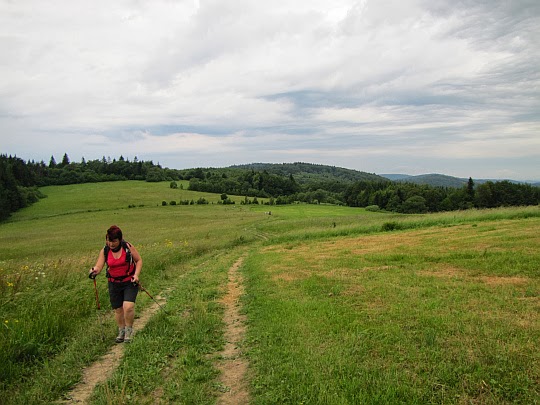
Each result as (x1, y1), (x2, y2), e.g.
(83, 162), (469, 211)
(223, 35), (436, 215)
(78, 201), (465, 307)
(89, 225), (143, 343)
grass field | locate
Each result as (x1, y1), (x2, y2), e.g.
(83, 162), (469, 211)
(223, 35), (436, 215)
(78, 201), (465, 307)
(0, 181), (538, 404)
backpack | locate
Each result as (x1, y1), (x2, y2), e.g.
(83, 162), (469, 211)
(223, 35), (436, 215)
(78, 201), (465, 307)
(104, 240), (136, 282)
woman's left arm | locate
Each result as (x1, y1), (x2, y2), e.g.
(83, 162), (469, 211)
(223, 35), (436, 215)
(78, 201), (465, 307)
(130, 245), (143, 283)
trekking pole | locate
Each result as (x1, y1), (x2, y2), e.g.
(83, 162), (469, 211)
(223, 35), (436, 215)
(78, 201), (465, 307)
(135, 282), (169, 315)
(92, 278), (101, 310)
(90, 272), (106, 341)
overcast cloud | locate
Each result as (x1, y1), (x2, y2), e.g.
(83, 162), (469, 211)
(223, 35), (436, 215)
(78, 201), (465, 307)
(1, 0), (539, 180)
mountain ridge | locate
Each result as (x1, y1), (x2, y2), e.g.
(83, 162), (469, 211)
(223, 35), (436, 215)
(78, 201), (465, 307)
(380, 173), (540, 188)
(228, 163), (539, 188)
(229, 162), (388, 184)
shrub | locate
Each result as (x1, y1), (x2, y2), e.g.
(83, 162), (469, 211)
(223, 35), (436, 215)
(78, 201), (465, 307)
(365, 205), (380, 212)
(162, 201), (168, 206)
(401, 195), (428, 213)
(381, 222), (403, 231)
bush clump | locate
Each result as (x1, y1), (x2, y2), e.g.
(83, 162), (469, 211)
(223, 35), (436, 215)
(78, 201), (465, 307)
(381, 222), (403, 232)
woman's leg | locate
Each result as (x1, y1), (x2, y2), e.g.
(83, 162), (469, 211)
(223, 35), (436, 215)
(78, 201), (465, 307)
(123, 301), (135, 327)
(115, 307), (125, 328)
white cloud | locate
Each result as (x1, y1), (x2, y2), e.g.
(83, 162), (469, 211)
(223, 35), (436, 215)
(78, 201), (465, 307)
(0, 0), (539, 180)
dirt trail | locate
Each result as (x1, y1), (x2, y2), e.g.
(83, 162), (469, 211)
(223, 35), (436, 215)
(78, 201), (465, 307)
(61, 293), (167, 404)
(215, 256), (250, 405)
(61, 256), (249, 404)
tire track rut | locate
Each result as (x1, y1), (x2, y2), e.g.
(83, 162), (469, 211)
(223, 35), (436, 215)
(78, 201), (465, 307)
(60, 292), (167, 403)
(215, 256), (250, 405)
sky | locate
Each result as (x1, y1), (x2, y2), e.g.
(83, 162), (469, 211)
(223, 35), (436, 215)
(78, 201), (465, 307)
(1, 0), (539, 181)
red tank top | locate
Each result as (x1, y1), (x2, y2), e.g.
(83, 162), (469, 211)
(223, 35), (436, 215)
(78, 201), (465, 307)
(107, 247), (133, 282)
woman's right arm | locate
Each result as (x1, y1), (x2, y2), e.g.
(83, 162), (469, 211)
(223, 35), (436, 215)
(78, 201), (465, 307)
(89, 248), (106, 277)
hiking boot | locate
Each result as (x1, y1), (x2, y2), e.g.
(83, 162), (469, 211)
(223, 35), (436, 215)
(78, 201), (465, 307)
(115, 328), (125, 343)
(124, 327), (134, 343)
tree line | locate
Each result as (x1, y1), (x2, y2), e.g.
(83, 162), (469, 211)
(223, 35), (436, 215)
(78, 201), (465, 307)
(1, 154), (539, 221)
(187, 169), (539, 212)
(0, 153), (174, 220)
(342, 178), (539, 213)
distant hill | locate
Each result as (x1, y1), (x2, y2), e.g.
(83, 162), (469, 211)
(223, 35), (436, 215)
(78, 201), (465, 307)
(226, 165), (538, 189)
(380, 173), (467, 188)
(380, 173), (540, 188)
(230, 162), (389, 184)
(379, 174), (415, 181)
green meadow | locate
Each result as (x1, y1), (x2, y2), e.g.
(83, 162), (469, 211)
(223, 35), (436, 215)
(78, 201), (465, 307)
(0, 181), (538, 404)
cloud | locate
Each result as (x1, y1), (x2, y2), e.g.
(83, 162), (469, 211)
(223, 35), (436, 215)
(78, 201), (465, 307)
(0, 0), (539, 180)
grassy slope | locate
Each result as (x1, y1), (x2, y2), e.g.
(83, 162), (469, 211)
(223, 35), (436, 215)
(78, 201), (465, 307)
(245, 219), (540, 403)
(0, 181), (538, 404)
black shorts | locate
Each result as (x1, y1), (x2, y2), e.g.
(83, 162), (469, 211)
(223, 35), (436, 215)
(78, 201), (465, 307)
(108, 281), (139, 309)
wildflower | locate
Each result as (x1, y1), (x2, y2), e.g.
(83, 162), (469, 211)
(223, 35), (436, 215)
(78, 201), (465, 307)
(7, 282), (14, 287)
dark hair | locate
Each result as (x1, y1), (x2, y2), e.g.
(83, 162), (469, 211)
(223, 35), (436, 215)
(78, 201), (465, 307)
(106, 225), (123, 241)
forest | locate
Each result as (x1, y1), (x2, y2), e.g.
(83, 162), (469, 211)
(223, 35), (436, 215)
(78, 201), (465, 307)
(1, 153), (538, 221)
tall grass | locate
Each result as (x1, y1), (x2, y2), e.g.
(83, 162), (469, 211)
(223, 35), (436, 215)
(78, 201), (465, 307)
(255, 205), (540, 244)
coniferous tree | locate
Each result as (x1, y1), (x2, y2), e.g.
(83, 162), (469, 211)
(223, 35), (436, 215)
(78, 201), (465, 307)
(60, 153), (70, 167)
(466, 177), (475, 201)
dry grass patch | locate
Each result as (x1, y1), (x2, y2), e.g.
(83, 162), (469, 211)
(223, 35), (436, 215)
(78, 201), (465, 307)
(420, 264), (531, 287)
(272, 271), (309, 283)
(479, 276), (529, 286)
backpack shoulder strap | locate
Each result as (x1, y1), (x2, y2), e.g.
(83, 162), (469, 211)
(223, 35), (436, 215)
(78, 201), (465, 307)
(103, 245), (110, 264)
(122, 240), (134, 265)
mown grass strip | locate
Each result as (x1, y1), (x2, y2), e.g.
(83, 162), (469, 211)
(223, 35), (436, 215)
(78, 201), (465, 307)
(243, 217), (540, 404)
